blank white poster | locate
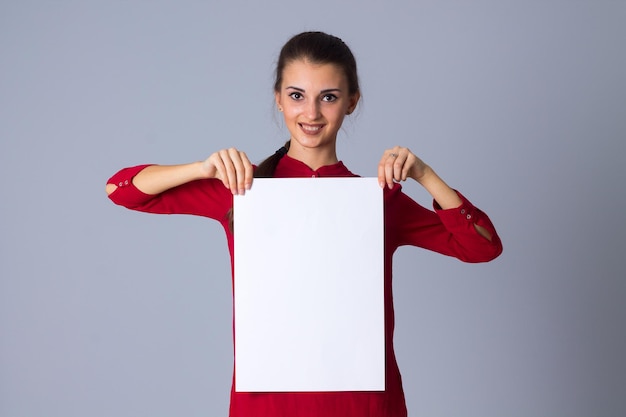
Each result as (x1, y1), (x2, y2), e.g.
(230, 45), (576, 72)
(233, 177), (384, 392)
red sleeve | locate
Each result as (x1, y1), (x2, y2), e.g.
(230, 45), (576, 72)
(106, 164), (233, 221)
(384, 184), (502, 263)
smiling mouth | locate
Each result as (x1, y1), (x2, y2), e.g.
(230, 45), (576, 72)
(299, 123), (324, 134)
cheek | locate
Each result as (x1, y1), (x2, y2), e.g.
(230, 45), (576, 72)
(328, 109), (347, 124)
(283, 108), (299, 121)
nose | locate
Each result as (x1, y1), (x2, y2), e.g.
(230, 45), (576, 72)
(304, 99), (321, 120)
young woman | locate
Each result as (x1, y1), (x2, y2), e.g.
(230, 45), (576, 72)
(106, 31), (502, 417)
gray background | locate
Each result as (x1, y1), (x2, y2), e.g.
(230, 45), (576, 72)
(1, 1), (624, 416)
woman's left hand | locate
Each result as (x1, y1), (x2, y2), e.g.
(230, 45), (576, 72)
(377, 146), (429, 189)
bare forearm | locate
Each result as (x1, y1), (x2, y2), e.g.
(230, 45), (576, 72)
(414, 166), (462, 209)
(132, 162), (207, 195)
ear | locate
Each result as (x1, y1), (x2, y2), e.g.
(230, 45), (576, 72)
(346, 91), (361, 115)
(275, 91), (283, 111)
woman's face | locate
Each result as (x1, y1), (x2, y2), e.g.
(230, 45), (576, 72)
(275, 59), (359, 157)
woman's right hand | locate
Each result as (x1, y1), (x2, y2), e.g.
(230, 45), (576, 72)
(202, 148), (254, 195)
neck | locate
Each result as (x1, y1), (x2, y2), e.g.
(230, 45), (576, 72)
(286, 142), (338, 171)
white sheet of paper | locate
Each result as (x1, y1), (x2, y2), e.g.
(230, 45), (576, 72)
(233, 177), (384, 392)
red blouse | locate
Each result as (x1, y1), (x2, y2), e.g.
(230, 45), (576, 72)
(107, 155), (502, 417)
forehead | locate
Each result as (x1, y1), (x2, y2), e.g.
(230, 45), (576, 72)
(281, 59), (347, 89)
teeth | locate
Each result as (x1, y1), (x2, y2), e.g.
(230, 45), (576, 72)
(301, 125), (321, 132)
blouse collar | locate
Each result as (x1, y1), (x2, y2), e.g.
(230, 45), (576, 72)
(274, 154), (357, 178)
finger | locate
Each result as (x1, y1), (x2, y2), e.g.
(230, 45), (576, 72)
(231, 149), (253, 194)
(227, 148), (248, 195)
(240, 152), (254, 191)
(218, 149), (238, 193)
(384, 151), (399, 188)
(208, 153), (227, 184)
(400, 153), (415, 181)
(393, 152), (409, 182)
(377, 151), (390, 187)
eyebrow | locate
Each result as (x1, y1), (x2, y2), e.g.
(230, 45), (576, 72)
(285, 86), (342, 94)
